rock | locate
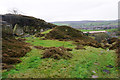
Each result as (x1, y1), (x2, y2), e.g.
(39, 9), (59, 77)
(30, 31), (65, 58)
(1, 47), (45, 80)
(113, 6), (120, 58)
(92, 75), (98, 78)
(92, 71), (96, 73)
(103, 69), (110, 74)
(106, 65), (114, 68)
(107, 49), (109, 51)
(94, 62), (100, 65)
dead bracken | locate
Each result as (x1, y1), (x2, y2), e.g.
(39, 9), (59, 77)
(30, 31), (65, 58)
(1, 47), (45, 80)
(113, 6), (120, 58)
(35, 33), (45, 37)
(41, 47), (72, 60)
(2, 35), (31, 70)
(75, 45), (86, 50)
(34, 46), (72, 51)
(45, 26), (90, 41)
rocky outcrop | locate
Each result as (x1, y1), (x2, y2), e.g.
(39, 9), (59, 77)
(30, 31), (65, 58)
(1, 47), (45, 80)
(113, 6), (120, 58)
(2, 14), (56, 36)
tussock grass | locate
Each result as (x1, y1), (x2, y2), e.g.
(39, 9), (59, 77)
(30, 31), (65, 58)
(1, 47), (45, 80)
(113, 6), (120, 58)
(2, 36), (118, 78)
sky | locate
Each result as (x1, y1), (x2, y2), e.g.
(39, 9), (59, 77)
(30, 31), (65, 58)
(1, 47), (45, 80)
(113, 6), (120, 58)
(0, 0), (119, 22)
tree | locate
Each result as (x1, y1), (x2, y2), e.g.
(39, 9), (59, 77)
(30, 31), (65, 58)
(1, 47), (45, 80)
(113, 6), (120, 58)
(8, 8), (23, 15)
(12, 9), (18, 14)
(94, 33), (111, 43)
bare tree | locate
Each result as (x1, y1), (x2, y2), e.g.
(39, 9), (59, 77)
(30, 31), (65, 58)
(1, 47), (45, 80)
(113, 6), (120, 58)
(8, 8), (24, 15)
(12, 9), (18, 14)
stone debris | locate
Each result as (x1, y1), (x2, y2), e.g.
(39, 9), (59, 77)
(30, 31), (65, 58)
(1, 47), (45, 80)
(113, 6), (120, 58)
(92, 75), (98, 78)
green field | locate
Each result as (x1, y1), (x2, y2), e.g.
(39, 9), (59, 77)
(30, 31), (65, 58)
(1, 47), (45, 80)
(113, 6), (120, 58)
(41, 29), (52, 34)
(79, 29), (117, 32)
(53, 23), (69, 26)
(52, 21), (118, 28)
(2, 35), (119, 78)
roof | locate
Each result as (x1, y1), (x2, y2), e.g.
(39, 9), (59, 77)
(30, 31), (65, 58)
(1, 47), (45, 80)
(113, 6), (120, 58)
(83, 30), (107, 33)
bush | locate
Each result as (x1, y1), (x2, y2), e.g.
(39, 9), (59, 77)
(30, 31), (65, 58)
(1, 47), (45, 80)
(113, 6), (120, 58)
(94, 33), (111, 43)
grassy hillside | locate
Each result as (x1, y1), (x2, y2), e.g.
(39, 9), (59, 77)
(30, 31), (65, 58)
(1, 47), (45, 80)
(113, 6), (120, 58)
(2, 30), (119, 78)
(44, 26), (89, 40)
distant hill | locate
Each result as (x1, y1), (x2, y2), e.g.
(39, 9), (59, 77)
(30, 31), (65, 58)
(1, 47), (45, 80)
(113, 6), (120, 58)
(51, 20), (118, 29)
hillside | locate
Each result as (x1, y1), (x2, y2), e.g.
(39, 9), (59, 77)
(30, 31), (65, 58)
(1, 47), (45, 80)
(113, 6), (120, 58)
(35, 26), (103, 49)
(2, 31), (31, 69)
(45, 26), (88, 40)
(2, 14), (56, 36)
(2, 29), (119, 78)
(2, 15), (119, 78)
(2, 14), (56, 70)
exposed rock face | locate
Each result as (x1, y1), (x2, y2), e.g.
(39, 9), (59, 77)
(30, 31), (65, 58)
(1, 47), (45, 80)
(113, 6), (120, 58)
(13, 24), (24, 36)
(2, 14), (56, 36)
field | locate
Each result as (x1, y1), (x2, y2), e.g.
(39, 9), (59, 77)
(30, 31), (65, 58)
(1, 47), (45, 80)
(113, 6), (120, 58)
(52, 20), (118, 29)
(79, 29), (117, 32)
(2, 34), (119, 78)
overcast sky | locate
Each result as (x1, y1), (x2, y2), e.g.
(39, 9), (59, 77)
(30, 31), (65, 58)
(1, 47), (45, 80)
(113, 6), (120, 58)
(0, 0), (119, 22)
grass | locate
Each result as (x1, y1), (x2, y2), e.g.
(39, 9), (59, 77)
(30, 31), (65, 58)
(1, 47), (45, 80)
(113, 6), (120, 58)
(53, 23), (69, 26)
(2, 36), (119, 78)
(41, 29), (52, 34)
(25, 37), (76, 48)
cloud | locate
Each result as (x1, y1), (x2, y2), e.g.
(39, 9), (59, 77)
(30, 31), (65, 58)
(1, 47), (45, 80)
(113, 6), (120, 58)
(0, 0), (119, 21)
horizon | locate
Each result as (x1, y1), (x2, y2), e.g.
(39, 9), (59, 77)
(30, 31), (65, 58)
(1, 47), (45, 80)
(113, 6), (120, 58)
(50, 19), (118, 22)
(1, 13), (118, 22)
